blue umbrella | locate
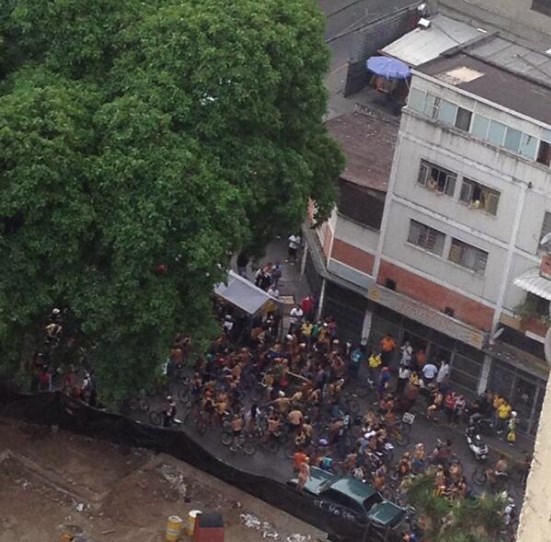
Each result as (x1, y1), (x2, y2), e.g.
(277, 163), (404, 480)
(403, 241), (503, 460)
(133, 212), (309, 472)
(366, 56), (411, 80)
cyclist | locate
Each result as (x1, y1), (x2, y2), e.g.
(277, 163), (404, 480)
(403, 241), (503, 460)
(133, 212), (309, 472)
(163, 396), (177, 428)
(486, 454), (509, 486)
(229, 413), (245, 451)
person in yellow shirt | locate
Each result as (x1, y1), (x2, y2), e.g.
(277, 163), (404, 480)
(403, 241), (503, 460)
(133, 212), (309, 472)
(496, 400), (512, 434)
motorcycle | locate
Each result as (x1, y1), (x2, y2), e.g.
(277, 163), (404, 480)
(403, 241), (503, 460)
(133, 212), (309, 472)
(465, 422), (489, 461)
(467, 412), (494, 436)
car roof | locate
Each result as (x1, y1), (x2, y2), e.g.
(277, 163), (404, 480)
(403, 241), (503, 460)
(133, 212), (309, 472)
(327, 477), (378, 505)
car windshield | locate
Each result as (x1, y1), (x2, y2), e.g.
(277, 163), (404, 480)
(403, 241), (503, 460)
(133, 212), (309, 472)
(363, 492), (383, 511)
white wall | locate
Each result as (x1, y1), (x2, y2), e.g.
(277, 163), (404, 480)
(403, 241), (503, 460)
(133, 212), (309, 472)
(381, 73), (551, 308)
(334, 214), (380, 254)
(382, 200), (505, 303)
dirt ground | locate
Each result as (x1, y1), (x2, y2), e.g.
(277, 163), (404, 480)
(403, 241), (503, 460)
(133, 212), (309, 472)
(0, 417), (325, 542)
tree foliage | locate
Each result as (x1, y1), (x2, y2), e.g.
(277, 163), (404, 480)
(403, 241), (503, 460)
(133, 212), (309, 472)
(0, 0), (342, 401)
(404, 473), (506, 542)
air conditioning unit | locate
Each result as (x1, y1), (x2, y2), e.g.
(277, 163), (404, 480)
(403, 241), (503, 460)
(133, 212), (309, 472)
(417, 17), (431, 29)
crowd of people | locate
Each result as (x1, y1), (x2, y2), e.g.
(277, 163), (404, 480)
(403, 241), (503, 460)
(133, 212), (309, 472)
(159, 242), (531, 540)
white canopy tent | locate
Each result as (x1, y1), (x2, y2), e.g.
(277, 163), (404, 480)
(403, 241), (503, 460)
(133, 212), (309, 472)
(214, 270), (280, 316)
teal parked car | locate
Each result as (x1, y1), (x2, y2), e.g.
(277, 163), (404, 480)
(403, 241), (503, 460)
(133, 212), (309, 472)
(289, 467), (408, 529)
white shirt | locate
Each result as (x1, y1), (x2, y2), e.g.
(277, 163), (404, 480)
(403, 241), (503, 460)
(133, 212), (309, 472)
(398, 366), (412, 380)
(437, 363), (450, 383)
(289, 307), (304, 323)
(422, 363), (438, 379)
(267, 287), (280, 299)
(288, 235), (301, 249)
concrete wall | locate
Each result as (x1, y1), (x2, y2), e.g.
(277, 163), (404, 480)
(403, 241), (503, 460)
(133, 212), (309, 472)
(437, 0), (551, 47)
(517, 374), (551, 542)
(382, 199), (505, 304)
(380, 74), (551, 320)
(334, 214), (380, 254)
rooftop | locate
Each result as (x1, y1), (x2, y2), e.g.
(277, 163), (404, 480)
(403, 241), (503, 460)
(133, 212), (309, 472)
(466, 36), (551, 88)
(381, 14), (485, 67)
(326, 109), (399, 192)
(418, 53), (551, 126)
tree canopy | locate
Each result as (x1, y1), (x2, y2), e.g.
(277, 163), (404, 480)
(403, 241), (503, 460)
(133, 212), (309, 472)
(0, 0), (342, 401)
(404, 473), (506, 542)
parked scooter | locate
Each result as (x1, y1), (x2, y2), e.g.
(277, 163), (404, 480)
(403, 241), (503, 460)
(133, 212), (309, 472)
(465, 419), (489, 461)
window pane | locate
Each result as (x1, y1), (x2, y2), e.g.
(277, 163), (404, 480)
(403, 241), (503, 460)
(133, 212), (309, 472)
(488, 121), (506, 145)
(437, 100), (457, 124)
(519, 133), (538, 159)
(544, 129), (551, 144)
(471, 114), (489, 138)
(444, 174), (456, 196)
(504, 127), (522, 152)
(408, 88), (425, 113)
(417, 162), (429, 186)
(424, 94), (440, 118)
(455, 108), (472, 131)
(459, 180), (473, 203)
(485, 193), (499, 215)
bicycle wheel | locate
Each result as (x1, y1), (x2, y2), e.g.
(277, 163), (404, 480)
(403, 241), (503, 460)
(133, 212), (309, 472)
(472, 467), (487, 486)
(242, 440), (257, 456)
(128, 397), (139, 412)
(346, 398), (360, 414)
(138, 397), (150, 413)
(179, 373), (191, 388)
(394, 431), (410, 447)
(177, 387), (190, 404)
(285, 442), (296, 459)
(249, 385), (263, 403)
(149, 411), (162, 426)
(221, 431), (233, 447)
(195, 417), (207, 436)
(400, 421), (412, 435)
(265, 439), (280, 455)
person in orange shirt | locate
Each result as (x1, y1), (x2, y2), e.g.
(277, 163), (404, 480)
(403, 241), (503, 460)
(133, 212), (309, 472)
(380, 333), (396, 365)
(293, 449), (309, 472)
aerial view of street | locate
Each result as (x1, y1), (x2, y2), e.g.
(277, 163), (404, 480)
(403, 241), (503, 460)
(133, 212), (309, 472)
(1, 1), (551, 542)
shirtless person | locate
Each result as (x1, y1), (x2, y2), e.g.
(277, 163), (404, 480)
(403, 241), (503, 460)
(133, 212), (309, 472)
(230, 414), (245, 451)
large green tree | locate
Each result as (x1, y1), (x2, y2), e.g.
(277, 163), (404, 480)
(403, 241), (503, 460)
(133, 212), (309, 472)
(0, 0), (342, 401)
(404, 473), (506, 542)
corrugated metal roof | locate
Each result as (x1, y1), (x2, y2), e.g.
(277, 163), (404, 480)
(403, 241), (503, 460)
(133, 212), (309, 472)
(513, 268), (551, 301)
(381, 14), (484, 67)
(326, 111), (398, 192)
(467, 37), (551, 87)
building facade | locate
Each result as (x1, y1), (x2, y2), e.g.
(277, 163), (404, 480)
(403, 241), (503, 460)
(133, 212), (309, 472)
(307, 35), (551, 436)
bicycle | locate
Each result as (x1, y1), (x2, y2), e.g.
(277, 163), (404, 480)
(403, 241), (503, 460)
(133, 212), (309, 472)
(221, 431), (257, 456)
(388, 422), (411, 447)
(472, 467), (510, 493)
(128, 390), (150, 413)
(149, 410), (183, 429)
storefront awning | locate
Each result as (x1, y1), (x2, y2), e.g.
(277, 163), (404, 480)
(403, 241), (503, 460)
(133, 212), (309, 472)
(514, 268), (551, 301)
(214, 270), (280, 316)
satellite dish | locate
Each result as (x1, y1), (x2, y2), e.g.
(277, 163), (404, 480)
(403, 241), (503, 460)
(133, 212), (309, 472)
(540, 231), (551, 246)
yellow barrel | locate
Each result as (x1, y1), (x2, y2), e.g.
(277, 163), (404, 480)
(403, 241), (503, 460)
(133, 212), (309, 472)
(166, 515), (183, 542)
(186, 510), (202, 537)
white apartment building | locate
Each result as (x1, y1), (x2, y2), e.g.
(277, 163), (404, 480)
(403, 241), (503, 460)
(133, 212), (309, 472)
(306, 32), (551, 436)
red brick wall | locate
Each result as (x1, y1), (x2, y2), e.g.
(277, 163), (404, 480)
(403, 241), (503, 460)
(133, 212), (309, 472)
(378, 260), (494, 331)
(331, 238), (375, 275)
